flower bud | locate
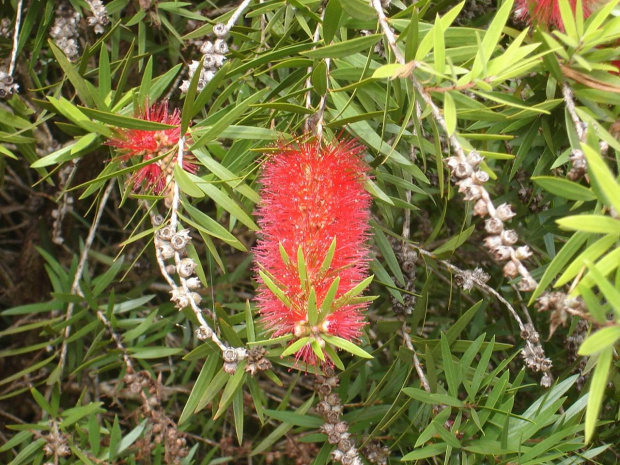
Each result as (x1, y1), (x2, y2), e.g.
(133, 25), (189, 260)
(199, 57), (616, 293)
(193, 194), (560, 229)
(196, 326), (213, 340)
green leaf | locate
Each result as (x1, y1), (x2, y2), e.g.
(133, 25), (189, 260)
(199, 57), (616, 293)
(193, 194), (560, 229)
(321, 334), (373, 359)
(281, 337), (311, 358)
(532, 176), (597, 201)
(192, 149), (260, 204)
(582, 143), (620, 213)
(307, 288), (318, 326)
(333, 275), (374, 308)
(182, 201), (247, 251)
(319, 237), (337, 276)
(258, 269), (292, 307)
(264, 409), (323, 427)
(554, 233), (617, 288)
(578, 326), (620, 356)
(252, 396), (315, 455)
(530, 231), (588, 303)
(297, 246), (308, 289)
(321, 277), (340, 316)
(338, 0), (377, 21)
(402, 443), (448, 461)
(301, 34), (382, 59)
(279, 243), (290, 266)
(214, 367), (247, 419)
(81, 106), (177, 130)
(432, 225), (475, 255)
(556, 215), (620, 234)
(179, 354), (220, 423)
(584, 346), (613, 443)
(174, 164), (204, 198)
(443, 92), (456, 136)
(322, 0), (342, 43)
(127, 347), (183, 359)
(191, 173), (259, 230)
(311, 60), (328, 96)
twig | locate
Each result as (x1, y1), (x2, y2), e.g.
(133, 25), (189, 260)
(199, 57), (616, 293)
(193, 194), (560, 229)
(562, 82), (587, 142)
(8, 0), (23, 77)
(225, 0), (252, 32)
(304, 10), (330, 137)
(415, 246), (554, 387)
(96, 309), (134, 372)
(149, 138), (247, 365)
(370, 0), (538, 292)
(57, 180), (115, 378)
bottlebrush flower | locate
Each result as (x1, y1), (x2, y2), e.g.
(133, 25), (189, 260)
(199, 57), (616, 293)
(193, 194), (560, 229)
(106, 101), (198, 194)
(254, 139), (372, 366)
(514, 0), (600, 30)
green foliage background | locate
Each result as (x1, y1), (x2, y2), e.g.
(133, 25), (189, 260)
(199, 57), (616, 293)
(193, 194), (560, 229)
(0, 0), (619, 463)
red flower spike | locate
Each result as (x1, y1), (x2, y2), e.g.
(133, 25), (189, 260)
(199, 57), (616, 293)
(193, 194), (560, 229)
(106, 101), (198, 194)
(514, 0), (600, 31)
(254, 139), (372, 366)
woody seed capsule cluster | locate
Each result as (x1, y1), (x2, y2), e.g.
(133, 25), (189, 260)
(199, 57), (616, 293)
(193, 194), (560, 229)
(181, 23), (229, 93)
(447, 151), (538, 292)
(49, 3), (81, 62)
(314, 367), (363, 465)
(85, 0), (109, 34)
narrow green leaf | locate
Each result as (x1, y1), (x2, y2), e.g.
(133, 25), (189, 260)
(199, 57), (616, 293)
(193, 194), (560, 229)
(443, 92), (456, 136)
(307, 288), (318, 326)
(179, 355), (219, 423)
(556, 215), (620, 234)
(258, 270), (292, 307)
(582, 144), (620, 213)
(301, 34), (381, 59)
(214, 367), (247, 419)
(319, 237), (337, 276)
(584, 346), (613, 443)
(532, 176), (597, 201)
(555, 233), (617, 288)
(579, 326), (620, 356)
(297, 246), (308, 289)
(322, 334), (373, 359)
(279, 243), (290, 266)
(281, 337), (311, 358)
(322, 0), (341, 43)
(321, 277), (340, 316)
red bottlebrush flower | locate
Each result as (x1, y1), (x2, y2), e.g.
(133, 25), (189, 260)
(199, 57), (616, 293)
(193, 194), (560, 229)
(514, 0), (600, 30)
(107, 101), (198, 194)
(254, 139), (372, 366)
